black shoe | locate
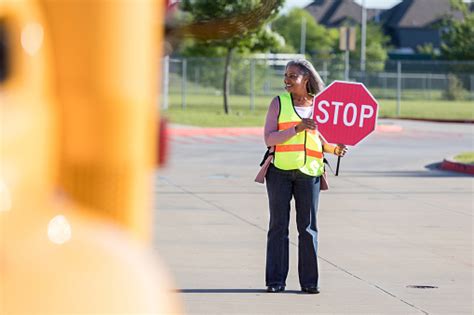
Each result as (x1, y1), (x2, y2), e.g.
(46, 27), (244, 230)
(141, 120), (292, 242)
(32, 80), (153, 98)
(301, 287), (320, 294)
(266, 285), (285, 293)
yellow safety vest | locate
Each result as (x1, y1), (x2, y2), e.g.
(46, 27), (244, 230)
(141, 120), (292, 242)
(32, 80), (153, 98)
(274, 93), (325, 177)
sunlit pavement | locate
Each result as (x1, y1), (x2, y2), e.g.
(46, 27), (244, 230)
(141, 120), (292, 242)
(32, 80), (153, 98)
(154, 119), (473, 315)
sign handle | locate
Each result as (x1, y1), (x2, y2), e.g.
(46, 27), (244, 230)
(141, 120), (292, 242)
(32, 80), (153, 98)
(335, 156), (341, 176)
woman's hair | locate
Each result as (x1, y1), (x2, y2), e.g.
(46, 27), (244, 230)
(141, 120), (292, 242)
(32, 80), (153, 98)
(286, 59), (325, 95)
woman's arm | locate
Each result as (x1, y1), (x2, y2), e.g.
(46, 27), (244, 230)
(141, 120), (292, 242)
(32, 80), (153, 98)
(264, 97), (297, 147)
(322, 142), (348, 156)
(320, 134), (348, 156)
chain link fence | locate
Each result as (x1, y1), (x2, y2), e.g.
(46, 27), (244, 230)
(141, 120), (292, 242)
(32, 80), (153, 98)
(161, 56), (474, 111)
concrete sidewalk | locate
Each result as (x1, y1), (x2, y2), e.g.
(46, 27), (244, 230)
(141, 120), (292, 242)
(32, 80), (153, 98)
(154, 119), (473, 315)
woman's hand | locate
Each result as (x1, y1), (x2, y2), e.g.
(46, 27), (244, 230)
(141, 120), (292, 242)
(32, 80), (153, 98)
(333, 144), (348, 157)
(295, 118), (317, 133)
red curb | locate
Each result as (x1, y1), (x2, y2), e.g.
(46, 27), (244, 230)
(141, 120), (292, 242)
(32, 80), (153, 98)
(375, 125), (403, 132)
(440, 159), (474, 175)
(169, 124), (403, 136)
(391, 117), (474, 124)
(169, 127), (262, 137)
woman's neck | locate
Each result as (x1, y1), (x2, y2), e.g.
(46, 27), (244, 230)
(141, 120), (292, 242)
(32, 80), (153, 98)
(292, 92), (312, 106)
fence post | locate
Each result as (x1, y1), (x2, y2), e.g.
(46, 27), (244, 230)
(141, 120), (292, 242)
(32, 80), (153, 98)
(344, 50), (350, 81)
(428, 73), (432, 100)
(396, 61), (401, 117)
(323, 61), (328, 83)
(471, 75), (474, 100)
(181, 58), (187, 110)
(382, 73), (387, 98)
(250, 59), (255, 111)
(422, 74), (426, 99)
(162, 55), (169, 110)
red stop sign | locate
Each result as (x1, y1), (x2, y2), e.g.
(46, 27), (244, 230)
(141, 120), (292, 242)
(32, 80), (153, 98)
(312, 81), (379, 146)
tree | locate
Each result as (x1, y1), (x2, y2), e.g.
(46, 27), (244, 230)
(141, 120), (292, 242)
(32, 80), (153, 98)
(273, 9), (389, 71)
(272, 8), (337, 59)
(416, 43), (438, 57)
(440, 0), (474, 60)
(178, 0), (284, 114)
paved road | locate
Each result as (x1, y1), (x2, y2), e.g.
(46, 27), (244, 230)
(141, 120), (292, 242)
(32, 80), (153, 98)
(153, 119), (473, 315)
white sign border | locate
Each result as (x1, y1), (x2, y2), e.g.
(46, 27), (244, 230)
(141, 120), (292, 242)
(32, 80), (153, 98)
(312, 80), (380, 146)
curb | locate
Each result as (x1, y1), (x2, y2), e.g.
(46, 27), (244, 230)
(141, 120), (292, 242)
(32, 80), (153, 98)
(390, 117), (474, 124)
(375, 124), (403, 132)
(169, 124), (403, 136)
(169, 127), (261, 137)
(440, 158), (474, 175)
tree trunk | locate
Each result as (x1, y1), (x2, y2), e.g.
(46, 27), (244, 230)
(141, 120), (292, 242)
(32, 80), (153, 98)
(223, 47), (233, 114)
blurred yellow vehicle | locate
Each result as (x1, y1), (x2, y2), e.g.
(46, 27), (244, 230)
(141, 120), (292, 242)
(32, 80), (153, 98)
(0, 0), (181, 313)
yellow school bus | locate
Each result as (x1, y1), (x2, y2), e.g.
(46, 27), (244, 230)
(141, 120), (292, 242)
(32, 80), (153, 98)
(0, 0), (181, 313)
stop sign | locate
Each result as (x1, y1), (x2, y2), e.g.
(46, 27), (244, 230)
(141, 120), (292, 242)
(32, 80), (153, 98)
(312, 81), (379, 146)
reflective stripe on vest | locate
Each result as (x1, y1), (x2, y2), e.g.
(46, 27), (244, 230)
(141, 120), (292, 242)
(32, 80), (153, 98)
(275, 145), (323, 159)
(274, 92), (325, 177)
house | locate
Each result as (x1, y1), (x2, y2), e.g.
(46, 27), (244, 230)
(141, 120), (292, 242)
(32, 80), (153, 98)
(304, 0), (384, 27)
(304, 0), (469, 57)
(381, 0), (464, 55)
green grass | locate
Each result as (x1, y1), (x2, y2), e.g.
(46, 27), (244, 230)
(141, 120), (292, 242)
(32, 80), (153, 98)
(162, 93), (474, 127)
(453, 152), (474, 164)
(164, 94), (270, 127)
(369, 88), (446, 100)
(378, 100), (474, 121)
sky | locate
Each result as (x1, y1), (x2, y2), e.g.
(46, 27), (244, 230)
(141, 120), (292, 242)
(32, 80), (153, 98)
(282, 0), (403, 13)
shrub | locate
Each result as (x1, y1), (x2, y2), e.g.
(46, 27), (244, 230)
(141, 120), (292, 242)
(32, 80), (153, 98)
(443, 74), (466, 100)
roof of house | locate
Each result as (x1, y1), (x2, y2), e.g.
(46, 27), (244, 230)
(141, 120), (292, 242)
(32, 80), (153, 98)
(381, 0), (464, 28)
(305, 0), (381, 27)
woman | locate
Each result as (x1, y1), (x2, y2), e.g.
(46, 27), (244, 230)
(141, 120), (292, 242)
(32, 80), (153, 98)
(258, 59), (347, 294)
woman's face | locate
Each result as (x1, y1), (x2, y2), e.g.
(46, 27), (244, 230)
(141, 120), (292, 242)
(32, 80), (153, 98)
(284, 65), (308, 94)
